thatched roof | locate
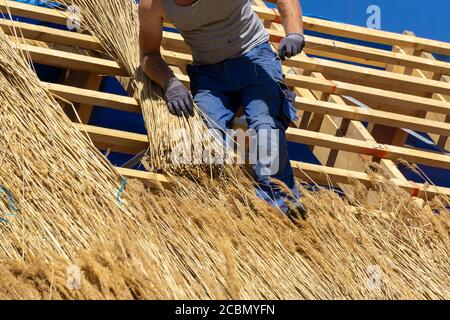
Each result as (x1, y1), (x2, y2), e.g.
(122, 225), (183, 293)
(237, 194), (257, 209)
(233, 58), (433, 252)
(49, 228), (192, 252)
(0, 0), (448, 299)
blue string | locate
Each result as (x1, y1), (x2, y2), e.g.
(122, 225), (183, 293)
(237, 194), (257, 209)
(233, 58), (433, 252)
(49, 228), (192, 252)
(0, 217), (10, 224)
(0, 185), (20, 212)
(116, 177), (127, 206)
(0, 185), (20, 224)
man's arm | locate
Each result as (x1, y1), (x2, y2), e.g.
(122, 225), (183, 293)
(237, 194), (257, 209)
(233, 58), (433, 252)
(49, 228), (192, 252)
(275, 0), (305, 60)
(139, 0), (194, 117)
(139, 0), (172, 89)
(275, 0), (304, 34)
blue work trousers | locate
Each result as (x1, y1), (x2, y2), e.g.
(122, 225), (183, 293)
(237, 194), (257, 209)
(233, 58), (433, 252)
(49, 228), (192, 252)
(187, 42), (300, 213)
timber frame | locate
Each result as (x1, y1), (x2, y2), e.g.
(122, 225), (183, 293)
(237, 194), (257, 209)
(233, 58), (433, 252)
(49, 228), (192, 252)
(1, 0), (450, 200)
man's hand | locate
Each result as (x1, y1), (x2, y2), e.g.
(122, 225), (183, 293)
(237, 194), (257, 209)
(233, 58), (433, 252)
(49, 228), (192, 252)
(165, 77), (195, 118)
(278, 33), (305, 60)
(275, 0), (305, 60)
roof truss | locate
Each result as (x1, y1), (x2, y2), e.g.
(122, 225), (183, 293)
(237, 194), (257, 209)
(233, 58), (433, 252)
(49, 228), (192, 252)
(1, 0), (449, 200)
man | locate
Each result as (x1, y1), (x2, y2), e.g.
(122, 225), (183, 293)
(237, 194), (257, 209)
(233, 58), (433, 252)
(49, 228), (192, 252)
(139, 0), (307, 217)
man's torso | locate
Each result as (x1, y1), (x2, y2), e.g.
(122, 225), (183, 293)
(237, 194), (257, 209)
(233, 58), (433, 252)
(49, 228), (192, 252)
(162, 0), (269, 65)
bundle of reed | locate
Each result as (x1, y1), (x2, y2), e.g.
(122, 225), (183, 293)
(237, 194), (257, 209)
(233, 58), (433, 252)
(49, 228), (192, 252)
(59, 0), (225, 173)
(0, 26), (152, 261)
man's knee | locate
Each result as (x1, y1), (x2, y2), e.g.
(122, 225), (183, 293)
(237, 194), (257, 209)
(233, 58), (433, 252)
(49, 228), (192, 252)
(193, 91), (230, 131)
(247, 116), (285, 132)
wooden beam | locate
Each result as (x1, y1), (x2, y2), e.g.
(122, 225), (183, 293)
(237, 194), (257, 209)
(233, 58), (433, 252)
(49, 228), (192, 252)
(414, 51), (450, 151)
(284, 74), (450, 115)
(163, 21), (450, 78)
(115, 167), (170, 185)
(0, 18), (102, 50)
(0, 0), (68, 25)
(75, 119), (450, 173)
(74, 123), (147, 155)
(43, 82), (140, 113)
(286, 127), (450, 169)
(282, 53), (450, 97)
(114, 162), (450, 199)
(161, 31), (450, 97)
(370, 43), (417, 145)
(75, 73), (103, 124)
(295, 96), (450, 137)
(301, 34), (450, 75)
(154, 46), (450, 116)
(262, 0), (450, 56)
(75, 123), (450, 198)
(12, 40), (126, 76)
(370, 31), (448, 148)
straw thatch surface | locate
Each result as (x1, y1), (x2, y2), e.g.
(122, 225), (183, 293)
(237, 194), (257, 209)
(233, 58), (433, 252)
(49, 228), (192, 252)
(0, 2), (449, 299)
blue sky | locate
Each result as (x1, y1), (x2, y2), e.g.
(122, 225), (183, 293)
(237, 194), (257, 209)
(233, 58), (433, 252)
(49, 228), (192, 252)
(297, 0), (450, 43)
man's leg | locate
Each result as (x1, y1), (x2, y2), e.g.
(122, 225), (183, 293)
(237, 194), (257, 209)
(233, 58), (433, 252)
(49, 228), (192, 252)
(193, 89), (238, 132)
(191, 89), (240, 166)
(241, 83), (300, 214)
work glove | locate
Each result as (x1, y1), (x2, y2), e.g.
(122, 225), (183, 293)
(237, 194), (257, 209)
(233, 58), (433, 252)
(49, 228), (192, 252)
(164, 76), (195, 118)
(278, 33), (306, 61)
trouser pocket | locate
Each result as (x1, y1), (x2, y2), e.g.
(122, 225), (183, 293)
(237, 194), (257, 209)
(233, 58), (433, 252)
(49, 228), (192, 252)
(276, 79), (298, 130)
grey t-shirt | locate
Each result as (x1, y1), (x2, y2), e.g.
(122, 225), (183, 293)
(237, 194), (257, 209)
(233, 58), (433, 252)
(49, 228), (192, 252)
(162, 0), (269, 65)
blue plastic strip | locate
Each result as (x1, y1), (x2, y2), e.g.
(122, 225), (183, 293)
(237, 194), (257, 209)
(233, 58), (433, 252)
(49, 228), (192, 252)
(0, 185), (20, 224)
(116, 177), (127, 206)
